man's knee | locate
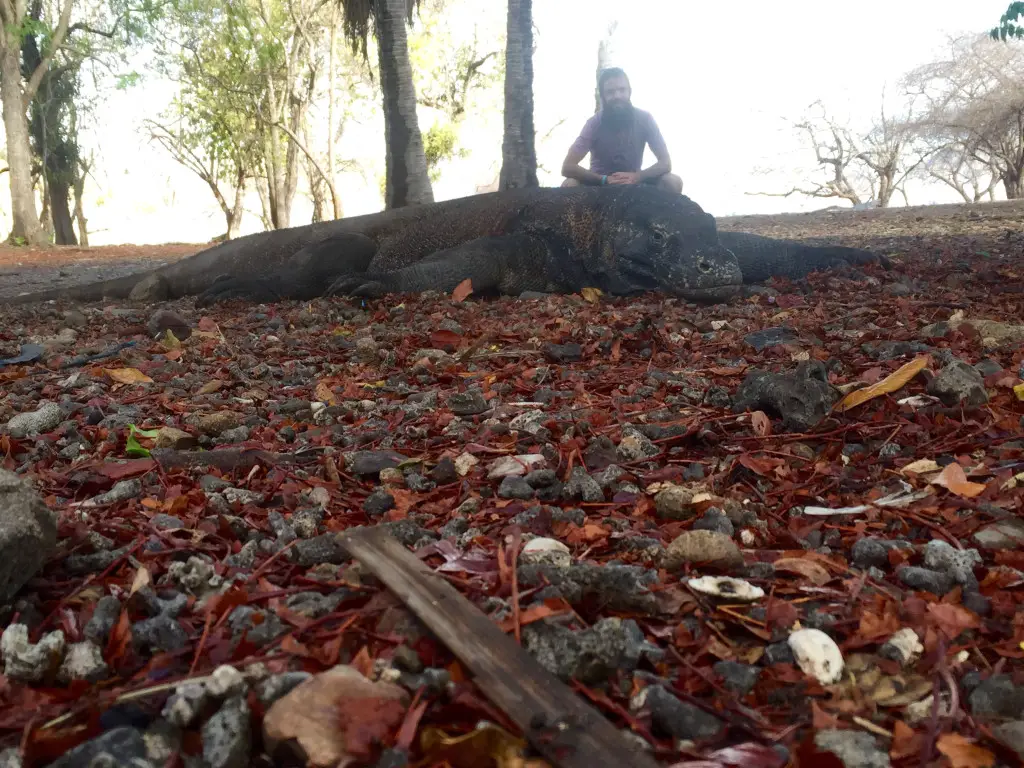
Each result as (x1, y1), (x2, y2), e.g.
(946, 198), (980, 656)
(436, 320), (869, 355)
(657, 173), (683, 194)
(561, 177), (581, 188)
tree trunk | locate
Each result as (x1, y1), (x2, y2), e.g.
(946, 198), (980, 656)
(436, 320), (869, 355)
(327, 4), (342, 219)
(0, 45), (43, 244)
(1003, 171), (1022, 199)
(499, 0), (538, 191)
(72, 168), (87, 245)
(374, 0), (433, 209)
(226, 171), (246, 239)
(595, 21), (618, 112)
(48, 177), (76, 244)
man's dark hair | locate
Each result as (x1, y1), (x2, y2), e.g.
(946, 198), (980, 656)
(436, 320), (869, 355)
(597, 67), (630, 101)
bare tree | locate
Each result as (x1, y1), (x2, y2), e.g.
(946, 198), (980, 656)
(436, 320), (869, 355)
(750, 99), (927, 208)
(902, 33), (1024, 199)
(921, 140), (1000, 203)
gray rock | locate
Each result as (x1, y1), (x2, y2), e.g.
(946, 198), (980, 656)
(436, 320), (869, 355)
(0, 747), (20, 768)
(732, 361), (839, 432)
(132, 615), (189, 653)
(446, 391), (489, 416)
(814, 729), (890, 768)
(975, 358), (1003, 377)
(896, 566), (955, 596)
(151, 514), (184, 530)
(86, 478), (142, 506)
(744, 326), (801, 351)
(616, 428), (659, 462)
(57, 640), (108, 683)
(85, 596), (123, 645)
(202, 696), (251, 768)
(517, 562), (658, 614)
(163, 681), (208, 727)
(290, 534), (349, 566)
(926, 359), (989, 407)
(992, 721), (1024, 759)
(662, 530), (743, 572)
(972, 518), (1024, 550)
(542, 342), (582, 362)
(642, 684), (725, 741)
(525, 468), (559, 488)
(523, 617), (657, 684)
(923, 539), (981, 586)
(363, 489), (395, 517)
(0, 624), (64, 682)
(4, 402), (63, 438)
(561, 466), (604, 503)
(762, 640), (795, 666)
(48, 727), (149, 768)
(0, 470), (57, 602)
(148, 309), (192, 340)
(65, 545), (131, 576)
(713, 660), (761, 695)
(498, 476), (535, 500)
(851, 537), (911, 570)
(225, 540), (259, 569)
(256, 671), (313, 705)
(290, 508), (323, 538)
(345, 450), (409, 476)
(693, 508), (735, 536)
(228, 606), (286, 647)
(969, 675), (1024, 720)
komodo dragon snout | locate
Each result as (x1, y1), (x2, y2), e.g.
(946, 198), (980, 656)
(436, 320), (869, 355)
(611, 195), (743, 302)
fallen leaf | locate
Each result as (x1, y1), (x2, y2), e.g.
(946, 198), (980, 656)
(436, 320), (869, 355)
(580, 286), (603, 303)
(314, 380), (338, 406)
(161, 328), (182, 349)
(773, 557), (832, 586)
(1015, 382), (1024, 401)
(936, 732), (996, 768)
(104, 367), (154, 385)
(901, 458), (941, 475)
(751, 410), (772, 437)
(834, 355), (930, 412)
(196, 379), (224, 395)
(927, 602), (981, 638)
(451, 279), (473, 302)
(931, 462), (986, 498)
(129, 566), (151, 597)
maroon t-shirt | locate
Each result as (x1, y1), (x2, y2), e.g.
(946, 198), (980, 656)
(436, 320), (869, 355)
(569, 109), (668, 175)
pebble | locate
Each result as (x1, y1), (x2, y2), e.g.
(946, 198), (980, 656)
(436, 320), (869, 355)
(520, 537), (572, 568)
(992, 721), (1024, 759)
(85, 595), (123, 645)
(256, 672), (313, 705)
(202, 696), (251, 768)
(713, 660), (761, 695)
(969, 675), (1024, 720)
(429, 456), (459, 484)
(47, 727), (149, 768)
(896, 565), (955, 595)
(446, 390), (489, 416)
(637, 684), (725, 741)
(814, 729), (891, 768)
(131, 615), (189, 653)
(662, 530), (743, 572)
(654, 484), (697, 520)
(0, 469), (58, 602)
(290, 534), (349, 566)
(687, 575), (764, 601)
(3, 401), (63, 437)
(972, 518), (1024, 549)
(693, 507), (735, 536)
(346, 450), (409, 476)
(291, 508), (323, 538)
(0, 624), (65, 682)
(523, 617), (656, 684)
(487, 454), (545, 480)
(364, 489), (396, 517)
(923, 539), (981, 586)
(195, 410), (242, 436)
(851, 537), (911, 570)
(616, 428), (659, 461)
(148, 309), (192, 340)
(57, 640), (108, 683)
(878, 628), (923, 667)
(542, 342), (582, 362)
(561, 466), (604, 502)
(163, 681), (208, 727)
(85, 478), (142, 506)
(498, 476), (535, 500)
(926, 359), (989, 407)
(207, 664), (247, 698)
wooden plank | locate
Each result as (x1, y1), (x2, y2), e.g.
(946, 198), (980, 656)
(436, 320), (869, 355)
(339, 526), (660, 768)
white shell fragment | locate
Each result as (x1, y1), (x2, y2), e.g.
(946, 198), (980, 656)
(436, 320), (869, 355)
(881, 628), (924, 667)
(520, 537), (572, 568)
(687, 576), (765, 602)
(788, 628), (844, 684)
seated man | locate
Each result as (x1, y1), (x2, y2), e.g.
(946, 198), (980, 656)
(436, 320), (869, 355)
(561, 67), (683, 194)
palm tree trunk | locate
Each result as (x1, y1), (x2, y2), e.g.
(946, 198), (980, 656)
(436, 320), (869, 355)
(499, 0), (537, 191)
(374, 0), (433, 209)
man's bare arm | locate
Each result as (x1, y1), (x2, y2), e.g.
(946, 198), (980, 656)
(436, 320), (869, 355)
(635, 146), (671, 181)
(561, 147), (606, 185)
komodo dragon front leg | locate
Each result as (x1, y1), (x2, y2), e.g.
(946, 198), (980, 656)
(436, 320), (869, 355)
(194, 232), (378, 307)
(326, 233), (559, 298)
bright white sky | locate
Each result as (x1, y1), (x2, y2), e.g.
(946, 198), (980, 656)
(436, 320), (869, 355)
(24, 0), (1012, 245)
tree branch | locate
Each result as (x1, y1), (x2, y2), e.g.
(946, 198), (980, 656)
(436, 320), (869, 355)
(22, 0), (74, 106)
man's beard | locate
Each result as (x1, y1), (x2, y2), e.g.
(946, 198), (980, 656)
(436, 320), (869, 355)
(601, 101), (635, 130)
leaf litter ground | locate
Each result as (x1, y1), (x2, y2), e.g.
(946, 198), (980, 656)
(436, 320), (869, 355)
(0, 201), (1022, 767)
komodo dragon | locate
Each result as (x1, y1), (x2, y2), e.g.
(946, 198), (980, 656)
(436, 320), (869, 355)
(6, 186), (883, 306)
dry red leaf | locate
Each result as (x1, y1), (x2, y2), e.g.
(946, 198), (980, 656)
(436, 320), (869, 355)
(935, 733), (996, 768)
(451, 278), (473, 302)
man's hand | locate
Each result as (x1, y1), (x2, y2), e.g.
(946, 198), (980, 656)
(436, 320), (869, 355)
(607, 172), (639, 185)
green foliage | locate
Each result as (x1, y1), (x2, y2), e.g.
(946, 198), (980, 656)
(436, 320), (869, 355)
(423, 122), (466, 181)
(992, 2), (1024, 40)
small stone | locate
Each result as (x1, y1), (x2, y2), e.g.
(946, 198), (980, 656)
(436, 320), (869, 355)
(132, 615), (189, 653)
(788, 628), (844, 684)
(0, 624), (65, 682)
(428, 457), (458, 484)
(363, 490), (395, 517)
(195, 411), (242, 436)
(85, 595), (122, 645)
(520, 538), (571, 568)
(693, 507), (735, 536)
(744, 326), (801, 351)
(763, 640), (795, 666)
(923, 539), (981, 586)
(202, 696), (251, 768)
(85, 478), (142, 506)
(972, 518), (1024, 549)
(525, 468), (558, 488)
(206, 664), (247, 698)
(291, 508), (324, 538)
(47, 727), (149, 768)
(542, 342), (582, 362)
(851, 537), (895, 570)
(639, 684), (725, 741)
(616, 430), (659, 462)
(3, 402), (63, 438)
(446, 391), (489, 416)
(290, 534), (349, 566)
(962, 590), (991, 616)
(662, 530), (743, 572)
(163, 682), (208, 727)
(153, 426), (198, 449)
(713, 661), (760, 695)
(256, 672), (313, 706)
(992, 721), (1024, 759)
(969, 675), (1024, 720)
(878, 628), (923, 667)
(57, 640), (108, 683)
(151, 514), (184, 530)
(561, 466), (603, 503)
(487, 454), (545, 480)
(345, 450), (409, 476)
(814, 729), (890, 768)
(654, 484), (696, 520)
(498, 476), (535, 500)
(454, 452), (478, 476)
(0, 470), (58, 602)
(897, 565), (955, 595)
(926, 359), (989, 407)
(148, 309), (192, 340)
(688, 575), (764, 601)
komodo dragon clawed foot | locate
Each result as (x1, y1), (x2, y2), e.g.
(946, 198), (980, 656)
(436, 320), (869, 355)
(195, 275), (283, 307)
(325, 274), (391, 298)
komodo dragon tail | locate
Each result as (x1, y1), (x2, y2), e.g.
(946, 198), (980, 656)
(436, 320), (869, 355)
(718, 231), (891, 285)
(5, 272), (151, 305)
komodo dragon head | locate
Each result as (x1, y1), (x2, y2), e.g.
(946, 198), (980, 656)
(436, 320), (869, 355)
(603, 187), (742, 302)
